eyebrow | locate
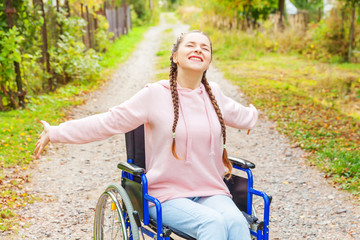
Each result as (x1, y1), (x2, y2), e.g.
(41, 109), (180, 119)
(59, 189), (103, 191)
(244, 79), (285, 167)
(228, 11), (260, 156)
(186, 41), (210, 48)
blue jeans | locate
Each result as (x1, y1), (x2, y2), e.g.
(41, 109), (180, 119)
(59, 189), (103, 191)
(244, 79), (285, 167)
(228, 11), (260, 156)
(149, 195), (251, 240)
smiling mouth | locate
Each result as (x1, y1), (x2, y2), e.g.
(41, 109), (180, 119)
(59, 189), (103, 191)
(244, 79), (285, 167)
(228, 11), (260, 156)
(188, 56), (203, 62)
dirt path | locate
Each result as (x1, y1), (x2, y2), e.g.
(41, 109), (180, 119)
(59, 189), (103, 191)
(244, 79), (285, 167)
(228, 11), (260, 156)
(2, 14), (359, 240)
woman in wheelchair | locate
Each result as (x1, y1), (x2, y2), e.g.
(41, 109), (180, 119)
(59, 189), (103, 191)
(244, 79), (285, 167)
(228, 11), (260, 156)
(34, 30), (258, 240)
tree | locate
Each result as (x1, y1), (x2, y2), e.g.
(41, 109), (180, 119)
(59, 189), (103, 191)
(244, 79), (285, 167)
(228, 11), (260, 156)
(345, 0), (359, 61)
(278, 0), (285, 30)
(4, 0), (25, 108)
(33, 0), (53, 91)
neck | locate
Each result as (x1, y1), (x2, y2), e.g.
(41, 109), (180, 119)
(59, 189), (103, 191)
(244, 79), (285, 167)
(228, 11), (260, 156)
(176, 68), (204, 89)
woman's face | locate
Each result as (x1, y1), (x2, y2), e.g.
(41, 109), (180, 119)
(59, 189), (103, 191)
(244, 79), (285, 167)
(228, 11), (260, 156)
(173, 32), (212, 73)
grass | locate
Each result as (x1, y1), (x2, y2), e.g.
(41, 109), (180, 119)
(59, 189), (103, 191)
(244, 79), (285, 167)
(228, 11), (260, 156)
(0, 24), (150, 232)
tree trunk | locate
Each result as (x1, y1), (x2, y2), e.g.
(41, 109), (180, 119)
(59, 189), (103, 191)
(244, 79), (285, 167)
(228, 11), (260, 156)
(86, 5), (92, 49)
(81, 3), (86, 47)
(318, 7), (322, 22)
(56, 0), (63, 36)
(115, 6), (120, 38)
(278, 0), (285, 30)
(347, 3), (356, 62)
(65, 0), (70, 17)
(34, 0), (53, 91)
(93, 7), (98, 30)
(5, 0), (25, 108)
(123, 0), (128, 35)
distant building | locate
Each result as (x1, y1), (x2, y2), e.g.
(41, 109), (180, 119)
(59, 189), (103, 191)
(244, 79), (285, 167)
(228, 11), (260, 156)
(324, 0), (335, 16)
(286, 0), (298, 15)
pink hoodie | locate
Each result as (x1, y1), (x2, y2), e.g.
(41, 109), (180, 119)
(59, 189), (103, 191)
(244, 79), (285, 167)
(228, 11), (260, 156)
(49, 80), (258, 203)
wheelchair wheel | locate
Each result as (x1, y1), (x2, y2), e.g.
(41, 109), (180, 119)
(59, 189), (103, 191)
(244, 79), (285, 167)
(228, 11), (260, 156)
(94, 183), (140, 240)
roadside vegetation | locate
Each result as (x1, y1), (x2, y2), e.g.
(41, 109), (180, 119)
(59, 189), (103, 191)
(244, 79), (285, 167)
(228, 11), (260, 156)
(0, 0), (156, 231)
(0, 25), (149, 232)
(177, 3), (360, 197)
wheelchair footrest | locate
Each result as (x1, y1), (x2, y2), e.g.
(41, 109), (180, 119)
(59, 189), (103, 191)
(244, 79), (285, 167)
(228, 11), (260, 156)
(148, 218), (173, 238)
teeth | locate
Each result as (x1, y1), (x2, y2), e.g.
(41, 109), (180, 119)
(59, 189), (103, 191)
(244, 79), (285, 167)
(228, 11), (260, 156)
(189, 57), (202, 61)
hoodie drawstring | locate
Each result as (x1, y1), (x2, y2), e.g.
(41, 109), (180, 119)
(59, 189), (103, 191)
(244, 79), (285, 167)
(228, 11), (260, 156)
(178, 92), (192, 164)
(200, 85), (215, 159)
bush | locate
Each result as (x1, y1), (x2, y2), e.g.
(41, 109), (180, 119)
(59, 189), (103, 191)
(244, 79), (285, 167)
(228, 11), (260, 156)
(94, 14), (113, 52)
(49, 32), (101, 84)
(0, 27), (23, 110)
(49, 12), (101, 86)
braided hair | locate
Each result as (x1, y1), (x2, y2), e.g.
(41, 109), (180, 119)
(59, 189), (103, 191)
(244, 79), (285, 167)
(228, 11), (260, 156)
(169, 30), (232, 178)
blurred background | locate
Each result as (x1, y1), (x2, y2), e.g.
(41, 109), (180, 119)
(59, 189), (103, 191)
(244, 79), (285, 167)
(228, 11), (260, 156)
(0, 0), (359, 233)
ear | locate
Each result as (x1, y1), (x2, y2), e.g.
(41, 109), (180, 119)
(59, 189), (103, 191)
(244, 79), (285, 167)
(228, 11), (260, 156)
(173, 53), (178, 64)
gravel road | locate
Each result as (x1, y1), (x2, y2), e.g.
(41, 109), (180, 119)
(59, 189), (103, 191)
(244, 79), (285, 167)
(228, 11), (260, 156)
(2, 14), (359, 240)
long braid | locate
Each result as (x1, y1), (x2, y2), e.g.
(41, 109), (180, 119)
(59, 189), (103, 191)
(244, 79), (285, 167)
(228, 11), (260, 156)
(201, 73), (232, 178)
(169, 59), (181, 159)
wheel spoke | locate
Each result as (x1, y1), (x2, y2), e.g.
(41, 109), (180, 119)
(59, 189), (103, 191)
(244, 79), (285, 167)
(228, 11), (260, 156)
(94, 184), (139, 240)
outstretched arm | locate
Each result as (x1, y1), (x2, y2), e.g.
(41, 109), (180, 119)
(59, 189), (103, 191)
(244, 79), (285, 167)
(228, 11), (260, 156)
(33, 84), (152, 158)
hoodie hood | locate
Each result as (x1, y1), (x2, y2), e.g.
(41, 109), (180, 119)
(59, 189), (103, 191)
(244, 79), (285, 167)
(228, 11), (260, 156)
(157, 80), (216, 164)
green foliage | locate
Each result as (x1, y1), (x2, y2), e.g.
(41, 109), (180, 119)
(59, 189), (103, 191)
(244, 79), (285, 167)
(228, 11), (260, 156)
(0, 2), (117, 109)
(0, 27), (23, 109)
(316, 149), (360, 193)
(0, 24), (150, 231)
(292, 0), (323, 22)
(130, 0), (152, 26)
(94, 14), (113, 52)
(303, 6), (359, 62)
(49, 12), (101, 85)
(184, 0), (278, 29)
(160, 0), (183, 11)
(180, 0), (360, 63)
(99, 25), (150, 69)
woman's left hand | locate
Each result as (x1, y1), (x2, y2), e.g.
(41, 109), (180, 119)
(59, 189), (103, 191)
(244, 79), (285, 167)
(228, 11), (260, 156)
(34, 120), (51, 159)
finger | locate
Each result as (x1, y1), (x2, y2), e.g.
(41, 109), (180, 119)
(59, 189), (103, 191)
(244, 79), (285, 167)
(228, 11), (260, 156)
(36, 145), (44, 159)
(38, 131), (45, 140)
(34, 142), (40, 154)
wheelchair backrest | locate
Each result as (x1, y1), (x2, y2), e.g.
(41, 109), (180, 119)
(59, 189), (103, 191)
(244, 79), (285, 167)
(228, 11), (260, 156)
(124, 125), (146, 219)
(125, 124), (146, 169)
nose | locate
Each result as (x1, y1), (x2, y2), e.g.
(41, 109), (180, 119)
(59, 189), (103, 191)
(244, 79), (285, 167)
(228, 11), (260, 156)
(194, 45), (202, 53)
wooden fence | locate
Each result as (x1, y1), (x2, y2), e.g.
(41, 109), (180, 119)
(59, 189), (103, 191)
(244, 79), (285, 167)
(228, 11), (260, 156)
(81, 3), (132, 49)
(105, 5), (132, 39)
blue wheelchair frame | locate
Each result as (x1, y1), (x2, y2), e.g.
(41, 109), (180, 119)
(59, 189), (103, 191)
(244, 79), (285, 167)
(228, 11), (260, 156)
(120, 158), (271, 240)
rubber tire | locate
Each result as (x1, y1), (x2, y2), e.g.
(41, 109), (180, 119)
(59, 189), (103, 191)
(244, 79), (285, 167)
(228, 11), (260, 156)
(94, 183), (140, 240)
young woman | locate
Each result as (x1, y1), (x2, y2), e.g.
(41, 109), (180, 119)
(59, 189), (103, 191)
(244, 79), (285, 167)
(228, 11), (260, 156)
(34, 30), (258, 240)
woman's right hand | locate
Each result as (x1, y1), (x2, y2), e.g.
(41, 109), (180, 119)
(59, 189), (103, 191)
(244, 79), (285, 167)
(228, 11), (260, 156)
(34, 120), (51, 159)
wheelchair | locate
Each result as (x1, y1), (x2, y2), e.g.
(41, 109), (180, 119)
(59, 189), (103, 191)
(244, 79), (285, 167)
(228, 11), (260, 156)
(94, 125), (272, 240)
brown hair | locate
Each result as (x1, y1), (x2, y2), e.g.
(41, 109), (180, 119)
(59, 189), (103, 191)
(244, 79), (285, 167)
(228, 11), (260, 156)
(169, 30), (232, 178)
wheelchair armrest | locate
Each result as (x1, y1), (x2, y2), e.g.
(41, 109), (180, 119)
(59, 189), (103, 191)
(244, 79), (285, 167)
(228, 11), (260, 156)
(229, 156), (255, 169)
(118, 162), (145, 176)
